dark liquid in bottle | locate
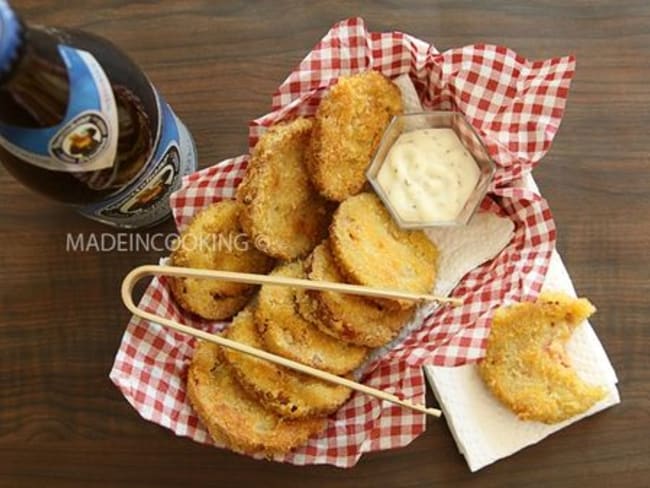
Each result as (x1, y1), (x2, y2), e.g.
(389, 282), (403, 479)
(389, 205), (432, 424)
(0, 26), (157, 204)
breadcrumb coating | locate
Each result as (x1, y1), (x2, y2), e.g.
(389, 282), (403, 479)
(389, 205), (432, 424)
(478, 292), (607, 424)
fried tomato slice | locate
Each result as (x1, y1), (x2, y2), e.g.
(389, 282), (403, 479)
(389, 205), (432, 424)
(169, 200), (274, 319)
(256, 260), (368, 375)
(221, 308), (352, 419)
(329, 193), (438, 310)
(187, 340), (326, 456)
(296, 242), (412, 348)
(478, 292), (608, 424)
(237, 118), (331, 260)
(307, 71), (403, 201)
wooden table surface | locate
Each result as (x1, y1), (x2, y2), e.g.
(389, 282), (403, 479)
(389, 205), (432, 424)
(1, 1), (648, 486)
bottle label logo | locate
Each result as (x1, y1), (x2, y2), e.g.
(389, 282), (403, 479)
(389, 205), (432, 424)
(98, 145), (179, 218)
(0, 45), (118, 172)
(50, 112), (109, 165)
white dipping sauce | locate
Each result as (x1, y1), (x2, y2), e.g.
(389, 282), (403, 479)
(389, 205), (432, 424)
(376, 128), (481, 223)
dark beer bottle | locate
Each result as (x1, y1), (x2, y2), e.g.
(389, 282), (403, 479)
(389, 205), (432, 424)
(0, 1), (197, 228)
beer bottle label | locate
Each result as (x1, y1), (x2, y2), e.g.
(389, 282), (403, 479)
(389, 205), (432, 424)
(0, 45), (119, 172)
(78, 97), (197, 228)
(0, 44), (197, 228)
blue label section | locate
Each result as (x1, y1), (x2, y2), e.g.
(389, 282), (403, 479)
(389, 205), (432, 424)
(0, 48), (97, 153)
(78, 94), (198, 228)
(0, 45), (118, 172)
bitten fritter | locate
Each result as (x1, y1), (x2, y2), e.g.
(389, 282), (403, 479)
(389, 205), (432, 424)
(187, 340), (326, 456)
(296, 242), (413, 348)
(256, 261), (368, 375)
(221, 308), (352, 419)
(169, 201), (274, 320)
(237, 118), (331, 260)
(478, 292), (607, 424)
(307, 71), (403, 201)
(329, 193), (438, 310)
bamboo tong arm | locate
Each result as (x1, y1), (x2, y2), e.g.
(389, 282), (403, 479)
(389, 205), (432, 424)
(121, 264), (450, 418)
(126, 264), (461, 305)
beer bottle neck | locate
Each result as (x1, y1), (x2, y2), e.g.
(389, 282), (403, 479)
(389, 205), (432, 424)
(0, 1), (21, 81)
(0, 3), (69, 128)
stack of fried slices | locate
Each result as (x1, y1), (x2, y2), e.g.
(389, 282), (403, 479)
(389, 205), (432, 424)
(169, 71), (439, 456)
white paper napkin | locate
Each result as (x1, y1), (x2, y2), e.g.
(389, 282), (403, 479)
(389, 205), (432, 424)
(393, 73), (423, 113)
(425, 213), (515, 297)
(424, 238), (620, 472)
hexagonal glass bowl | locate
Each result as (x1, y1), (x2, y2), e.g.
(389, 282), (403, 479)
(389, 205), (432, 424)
(366, 111), (496, 229)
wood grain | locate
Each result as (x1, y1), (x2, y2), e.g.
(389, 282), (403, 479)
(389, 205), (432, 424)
(1, 1), (648, 486)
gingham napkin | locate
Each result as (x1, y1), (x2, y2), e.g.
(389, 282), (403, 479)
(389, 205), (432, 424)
(111, 17), (578, 467)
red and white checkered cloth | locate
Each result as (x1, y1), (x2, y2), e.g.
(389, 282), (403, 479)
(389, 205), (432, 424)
(110, 17), (575, 467)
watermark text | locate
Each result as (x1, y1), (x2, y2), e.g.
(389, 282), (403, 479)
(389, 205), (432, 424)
(65, 232), (263, 253)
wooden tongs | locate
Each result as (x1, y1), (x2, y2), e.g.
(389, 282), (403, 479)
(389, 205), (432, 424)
(121, 264), (462, 418)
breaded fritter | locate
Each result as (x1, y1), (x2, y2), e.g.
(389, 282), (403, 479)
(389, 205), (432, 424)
(237, 118), (331, 260)
(307, 71), (403, 201)
(169, 200), (274, 320)
(169, 280), (252, 321)
(256, 260), (368, 375)
(221, 308), (352, 419)
(329, 193), (438, 310)
(297, 242), (413, 348)
(187, 340), (326, 456)
(478, 292), (607, 424)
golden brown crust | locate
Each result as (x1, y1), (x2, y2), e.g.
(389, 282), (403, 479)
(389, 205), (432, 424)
(221, 308), (352, 419)
(255, 260), (368, 374)
(329, 193), (438, 310)
(296, 242), (413, 347)
(169, 278), (252, 321)
(307, 71), (403, 201)
(237, 118), (332, 260)
(478, 292), (607, 424)
(187, 340), (326, 456)
(168, 200), (275, 319)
